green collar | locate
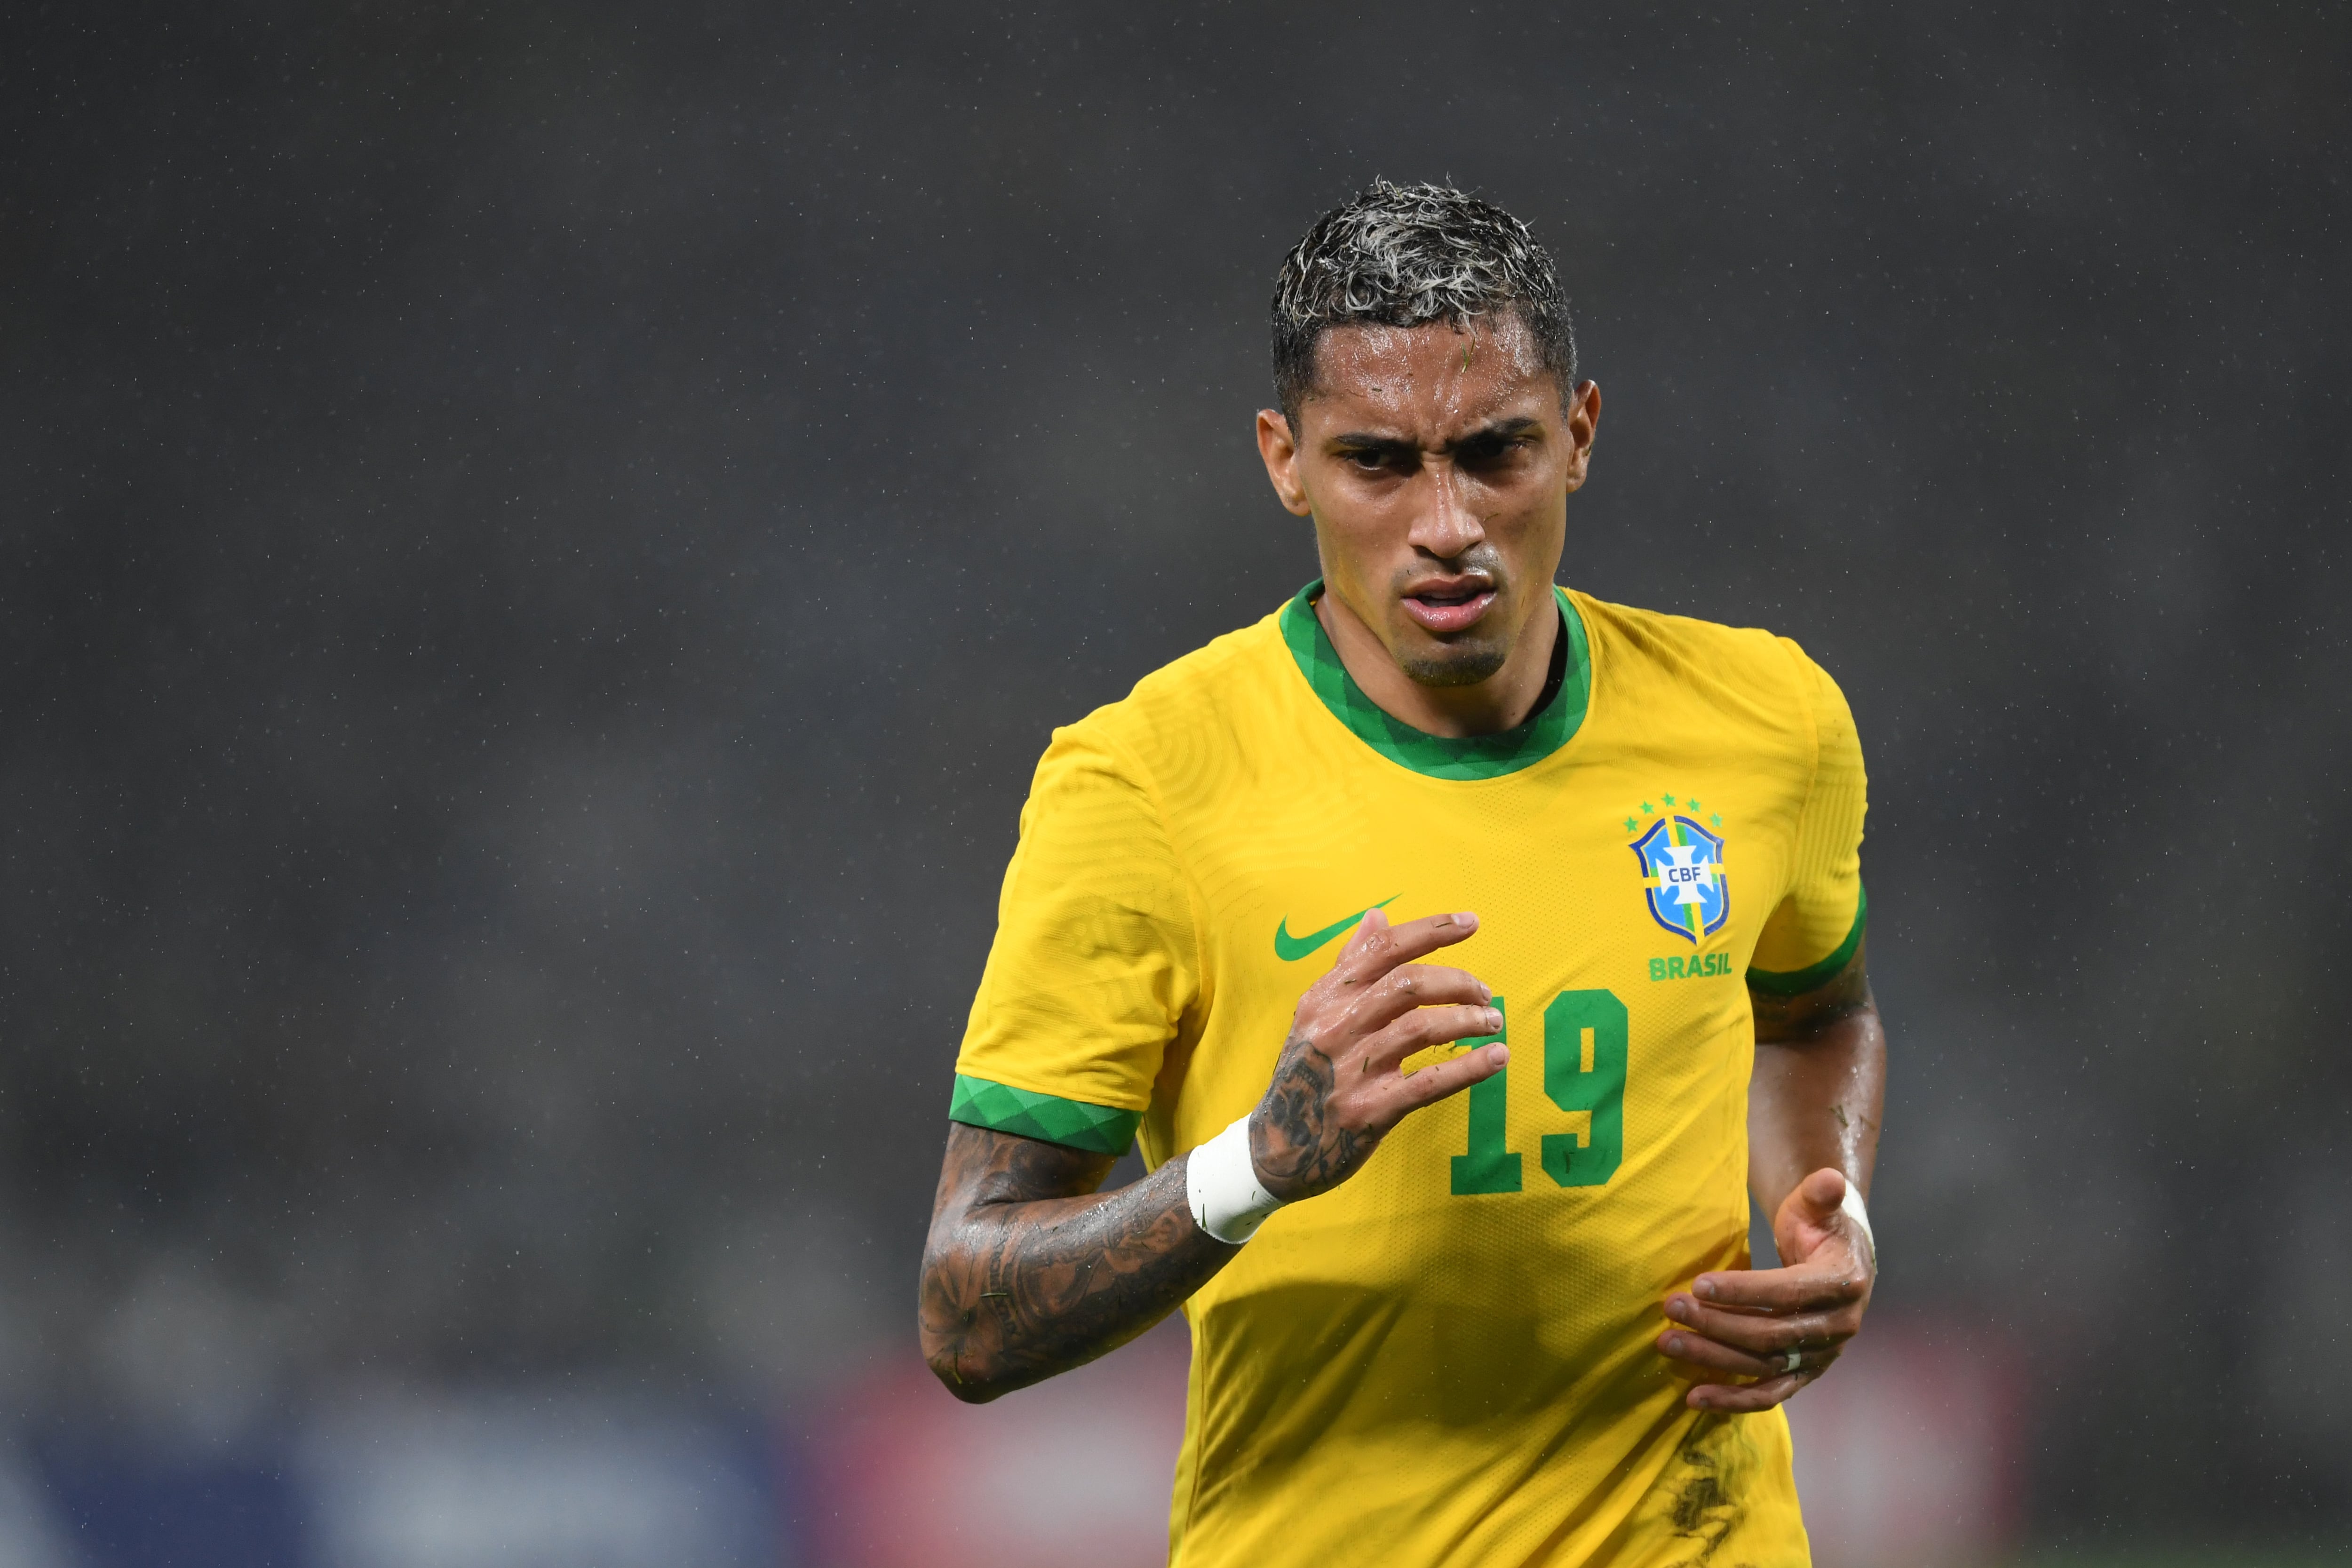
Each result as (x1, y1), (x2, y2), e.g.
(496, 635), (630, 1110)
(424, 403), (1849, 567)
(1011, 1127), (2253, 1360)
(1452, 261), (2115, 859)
(1278, 581), (1590, 780)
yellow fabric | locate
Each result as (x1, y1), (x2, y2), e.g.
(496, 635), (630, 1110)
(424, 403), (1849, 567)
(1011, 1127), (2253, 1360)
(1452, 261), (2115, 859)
(954, 588), (1867, 1568)
(1748, 648), (1867, 977)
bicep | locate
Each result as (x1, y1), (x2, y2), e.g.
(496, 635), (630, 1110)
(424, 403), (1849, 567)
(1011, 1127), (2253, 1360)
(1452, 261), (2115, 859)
(930, 1122), (1120, 1223)
(1749, 938), (1875, 1045)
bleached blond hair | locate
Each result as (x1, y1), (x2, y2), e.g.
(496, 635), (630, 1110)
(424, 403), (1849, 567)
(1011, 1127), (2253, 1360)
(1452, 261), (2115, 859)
(1271, 181), (1576, 421)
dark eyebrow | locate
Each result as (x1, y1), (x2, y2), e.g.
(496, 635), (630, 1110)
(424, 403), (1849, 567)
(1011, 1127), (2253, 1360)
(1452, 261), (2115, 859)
(1325, 416), (1546, 455)
(1325, 430), (1416, 453)
(1446, 417), (1545, 453)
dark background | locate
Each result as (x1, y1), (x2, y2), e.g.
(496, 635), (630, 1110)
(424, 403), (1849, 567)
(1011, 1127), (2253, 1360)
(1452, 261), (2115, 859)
(5, 0), (2348, 1550)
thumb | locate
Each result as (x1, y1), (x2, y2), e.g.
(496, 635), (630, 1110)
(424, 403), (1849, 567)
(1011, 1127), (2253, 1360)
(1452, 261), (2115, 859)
(1792, 1167), (1848, 1221)
(1775, 1168), (1851, 1261)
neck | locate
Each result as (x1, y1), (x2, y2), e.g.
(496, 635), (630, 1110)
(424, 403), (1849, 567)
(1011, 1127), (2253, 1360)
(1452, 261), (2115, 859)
(1314, 587), (1561, 739)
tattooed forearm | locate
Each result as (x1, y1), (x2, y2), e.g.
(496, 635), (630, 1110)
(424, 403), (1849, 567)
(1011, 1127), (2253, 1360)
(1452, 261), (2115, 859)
(919, 909), (1510, 1401)
(918, 1122), (1237, 1402)
(1248, 1029), (1376, 1200)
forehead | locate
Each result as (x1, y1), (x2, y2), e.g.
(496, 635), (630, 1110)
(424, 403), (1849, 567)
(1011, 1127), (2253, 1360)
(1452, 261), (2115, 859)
(1304, 314), (1554, 436)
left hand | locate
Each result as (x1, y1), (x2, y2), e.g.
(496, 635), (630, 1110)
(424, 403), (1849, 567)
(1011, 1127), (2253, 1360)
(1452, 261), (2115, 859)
(1654, 1167), (1875, 1412)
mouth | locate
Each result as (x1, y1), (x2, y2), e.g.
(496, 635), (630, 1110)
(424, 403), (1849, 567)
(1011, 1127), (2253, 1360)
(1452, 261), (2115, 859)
(1399, 576), (1498, 636)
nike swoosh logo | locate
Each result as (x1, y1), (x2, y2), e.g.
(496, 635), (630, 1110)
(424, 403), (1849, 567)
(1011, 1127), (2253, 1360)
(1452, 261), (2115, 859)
(1274, 897), (1399, 962)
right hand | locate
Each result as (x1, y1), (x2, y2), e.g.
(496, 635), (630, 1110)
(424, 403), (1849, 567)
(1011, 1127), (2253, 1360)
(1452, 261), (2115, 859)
(1248, 908), (1508, 1202)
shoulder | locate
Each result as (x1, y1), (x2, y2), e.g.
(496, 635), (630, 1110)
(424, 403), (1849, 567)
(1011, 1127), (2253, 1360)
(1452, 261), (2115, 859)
(1051, 606), (1295, 788)
(1570, 590), (1838, 732)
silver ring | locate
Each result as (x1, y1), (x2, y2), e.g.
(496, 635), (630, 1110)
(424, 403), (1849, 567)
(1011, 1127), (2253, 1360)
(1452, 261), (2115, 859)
(1780, 1348), (1803, 1374)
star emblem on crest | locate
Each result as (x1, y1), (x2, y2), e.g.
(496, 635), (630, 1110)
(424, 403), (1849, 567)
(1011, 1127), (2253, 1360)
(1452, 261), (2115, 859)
(1627, 798), (1732, 944)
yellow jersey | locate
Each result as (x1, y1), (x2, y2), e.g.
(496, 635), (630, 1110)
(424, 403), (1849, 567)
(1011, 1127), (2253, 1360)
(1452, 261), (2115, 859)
(950, 582), (1867, 1568)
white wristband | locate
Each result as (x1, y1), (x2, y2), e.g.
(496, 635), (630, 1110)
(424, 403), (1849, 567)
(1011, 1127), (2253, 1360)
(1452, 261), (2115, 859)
(1840, 1182), (1876, 1268)
(1186, 1114), (1284, 1244)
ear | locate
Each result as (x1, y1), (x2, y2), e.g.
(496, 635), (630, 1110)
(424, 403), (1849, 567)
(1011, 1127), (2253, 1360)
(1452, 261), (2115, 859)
(1561, 381), (1602, 495)
(1256, 409), (1314, 517)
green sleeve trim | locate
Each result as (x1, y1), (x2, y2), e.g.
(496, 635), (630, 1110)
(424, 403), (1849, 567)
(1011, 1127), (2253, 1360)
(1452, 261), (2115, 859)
(948, 1074), (1141, 1155)
(1745, 884), (1868, 997)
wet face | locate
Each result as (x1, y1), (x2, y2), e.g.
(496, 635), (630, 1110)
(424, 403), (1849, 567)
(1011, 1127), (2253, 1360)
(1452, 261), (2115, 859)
(1256, 313), (1600, 691)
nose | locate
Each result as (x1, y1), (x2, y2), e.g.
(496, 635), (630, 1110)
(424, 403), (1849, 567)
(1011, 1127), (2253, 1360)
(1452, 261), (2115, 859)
(1407, 459), (1485, 561)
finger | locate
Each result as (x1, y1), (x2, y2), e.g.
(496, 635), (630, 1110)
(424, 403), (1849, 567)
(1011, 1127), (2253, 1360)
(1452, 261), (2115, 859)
(1328, 908), (1480, 988)
(1380, 1042), (1509, 1114)
(1662, 1294), (1859, 1357)
(1686, 1369), (1816, 1413)
(1654, 1327), (1783, 1381)
(1686, 1256), (1869, 1316)
(1339, 963), (1493, 1036)
(1360, 1002), (1505, 1074)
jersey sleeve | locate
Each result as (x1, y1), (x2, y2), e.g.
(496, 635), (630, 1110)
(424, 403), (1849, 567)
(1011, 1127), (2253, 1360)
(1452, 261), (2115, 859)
(1747, 642), (1868, 994)
(949, 721), (1198, 1154)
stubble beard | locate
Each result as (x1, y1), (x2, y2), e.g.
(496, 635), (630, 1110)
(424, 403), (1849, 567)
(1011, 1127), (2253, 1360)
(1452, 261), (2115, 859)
(1393, 550), (1513, 688)
(1398, 642), (1511, 688)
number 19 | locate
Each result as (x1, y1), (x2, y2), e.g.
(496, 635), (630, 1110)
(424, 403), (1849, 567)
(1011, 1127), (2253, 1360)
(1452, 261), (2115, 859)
(1448, 988), (1629, 1195)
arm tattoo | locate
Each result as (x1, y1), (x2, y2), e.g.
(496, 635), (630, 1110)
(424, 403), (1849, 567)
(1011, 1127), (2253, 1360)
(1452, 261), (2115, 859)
(1248, 1028), (1375, 1201)
(918, 1122), (1235, 1402)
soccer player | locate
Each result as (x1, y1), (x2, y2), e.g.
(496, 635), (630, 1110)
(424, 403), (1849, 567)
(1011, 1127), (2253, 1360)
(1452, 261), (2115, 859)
(919, 181), (1882, 1567)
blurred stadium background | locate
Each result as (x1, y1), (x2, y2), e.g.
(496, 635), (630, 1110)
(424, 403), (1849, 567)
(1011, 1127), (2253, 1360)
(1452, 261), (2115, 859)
(4, 3), (2348, 1563)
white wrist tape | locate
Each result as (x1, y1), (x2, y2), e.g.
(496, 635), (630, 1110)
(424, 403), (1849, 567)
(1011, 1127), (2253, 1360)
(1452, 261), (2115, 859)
(1840, 1182), (1876, 1268)
(1186, 1114), (1284, 1244)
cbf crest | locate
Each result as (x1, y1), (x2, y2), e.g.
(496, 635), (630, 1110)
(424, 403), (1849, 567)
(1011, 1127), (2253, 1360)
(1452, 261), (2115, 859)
(1626, 795), (1729, 943)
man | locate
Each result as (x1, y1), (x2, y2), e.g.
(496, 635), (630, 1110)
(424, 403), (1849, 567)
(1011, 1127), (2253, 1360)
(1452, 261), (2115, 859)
(919, 181), (1882, 1567)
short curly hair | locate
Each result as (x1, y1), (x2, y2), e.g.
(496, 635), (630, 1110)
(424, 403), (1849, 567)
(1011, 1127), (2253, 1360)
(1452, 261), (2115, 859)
(1271, 181), (1576, 423)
